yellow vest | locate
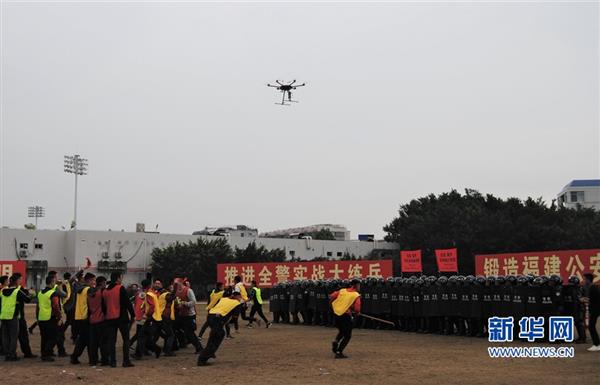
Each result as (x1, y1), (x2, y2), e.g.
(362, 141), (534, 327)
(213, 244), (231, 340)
(209, 297), (241, 317)
(74, 286), (90, 320)
(240, 285), (248, 302)
(147, 291), (162, 321)
(331, 289), (360, 316)
(61, 281), (72, 305)
(159, 292), (175, 321)
(207, 289), (224, 310)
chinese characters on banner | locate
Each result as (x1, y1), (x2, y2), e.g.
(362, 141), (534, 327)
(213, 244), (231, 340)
(217, 260), (393, 287)
(0, 261), (26, 277)
(475, 249), (600, 283)
(400, 250), (422, 273)
(435, 248), (458, 272)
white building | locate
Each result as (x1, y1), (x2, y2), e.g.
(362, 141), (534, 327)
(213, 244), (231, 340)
(557, 179), (600, 210)
(261, 224), (351, 241)
(0, 227), (398, 289)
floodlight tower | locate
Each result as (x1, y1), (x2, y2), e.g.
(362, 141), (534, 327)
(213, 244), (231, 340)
(64, 154), (88, 229)
(27, 205), (45, 228)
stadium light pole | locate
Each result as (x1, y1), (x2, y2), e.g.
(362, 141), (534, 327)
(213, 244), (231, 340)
(27, 205), (45, 228)
(64, 154), (88, 229)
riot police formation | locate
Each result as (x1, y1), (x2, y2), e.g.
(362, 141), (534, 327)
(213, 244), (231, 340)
(268, 274), (587, 343)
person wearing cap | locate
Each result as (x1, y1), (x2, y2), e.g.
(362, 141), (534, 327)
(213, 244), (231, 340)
(329, 279), (361, 359)
(197, 291), (243, 366)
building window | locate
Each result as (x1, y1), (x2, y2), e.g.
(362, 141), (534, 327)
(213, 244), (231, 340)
(240, 233), (244, 237)
(327, 251), (332, 257)
(337, 252), (342, 257)
(34, 243), (43, 250)
(570, 191), (584, 203)
(19, 243), (28, 249)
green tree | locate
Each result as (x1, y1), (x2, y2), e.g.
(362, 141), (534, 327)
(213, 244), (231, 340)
(384, 189), (600, 274)
(150, 238), (233, 292)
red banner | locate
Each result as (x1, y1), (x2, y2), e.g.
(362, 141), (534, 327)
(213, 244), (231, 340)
(435, 248), (458, 272)
(0, 261), (26, 277)
(475, 249), (600, 283)
(217, 260), (393, 287)
(400, 250), (422, 273)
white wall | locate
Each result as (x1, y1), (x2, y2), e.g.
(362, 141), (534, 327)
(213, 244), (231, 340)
(0, 227), (398, 286)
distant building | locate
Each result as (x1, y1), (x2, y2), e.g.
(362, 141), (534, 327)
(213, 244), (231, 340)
(261, 224), (351, 241)
(557, 179), (600, 210)
(0, 227), (398, 289)
(193, 225), (258, 238)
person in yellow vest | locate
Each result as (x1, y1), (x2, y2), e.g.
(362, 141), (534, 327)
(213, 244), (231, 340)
(0, 275), (8, 356)
(330, 279), (361, 359)
(197, 290), (243, 366)
(1, 273), (33, 361)
(198, 282), (224, 340)
(247, 280), (272, 328)
(159, 282), (177, 357)
(70, 272), (96, 365)
(144, 279), (166, 358)
(37, 275), (63, 362)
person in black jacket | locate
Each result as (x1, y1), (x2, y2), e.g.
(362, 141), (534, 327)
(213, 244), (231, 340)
(1, 273), (35, 361)
(583, 273), (600, 351)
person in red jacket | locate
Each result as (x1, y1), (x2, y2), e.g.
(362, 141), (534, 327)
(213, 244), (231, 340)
(87, 276), (106, 366)
(101, 272), (135, 367)
(131, 279), (151, 359)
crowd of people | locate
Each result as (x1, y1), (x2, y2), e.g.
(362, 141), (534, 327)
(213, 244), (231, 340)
(0, 270), (272, 367)
(269, 273), (600, 350)
(1, 269), (599, 368)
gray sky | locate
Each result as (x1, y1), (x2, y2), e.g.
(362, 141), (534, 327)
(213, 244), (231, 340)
(1, 1), (598, 238)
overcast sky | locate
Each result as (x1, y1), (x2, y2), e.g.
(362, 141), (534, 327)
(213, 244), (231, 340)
(1, 1), (598, 238)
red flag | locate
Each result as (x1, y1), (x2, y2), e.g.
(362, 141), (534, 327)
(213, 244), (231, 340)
(400, 250), (422, 273)
(435, 248), (458, 272)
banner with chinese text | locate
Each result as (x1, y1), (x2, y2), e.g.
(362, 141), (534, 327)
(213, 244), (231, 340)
(0, 261), (26, 277)
(475, 249), (600, 283)
(400, 250), (422, 273)
(217, 260), (393, 287)
(435, 248), (458, 272)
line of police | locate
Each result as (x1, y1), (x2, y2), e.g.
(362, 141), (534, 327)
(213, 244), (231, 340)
(268, 274), (590, 342)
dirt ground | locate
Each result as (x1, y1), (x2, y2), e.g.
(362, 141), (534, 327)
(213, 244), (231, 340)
(6, 304), (598, 385)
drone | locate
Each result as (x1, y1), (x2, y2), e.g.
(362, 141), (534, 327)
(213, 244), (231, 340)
(267, 80), (306, 105)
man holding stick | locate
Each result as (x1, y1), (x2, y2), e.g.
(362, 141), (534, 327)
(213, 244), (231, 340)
(329, 279), (361, 359)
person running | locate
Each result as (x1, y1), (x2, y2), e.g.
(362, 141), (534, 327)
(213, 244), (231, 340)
(102, 272), (135, 367)
(198, 282), (224, 340)
(330, 279), (361, 359)
(197, 291), (243, 366)
(1, 273), (34, 361)
(246, 281), (272, 328)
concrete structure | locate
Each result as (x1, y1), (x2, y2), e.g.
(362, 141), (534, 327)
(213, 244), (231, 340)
(557, 179), (600, 210)
(0, 227), (398, 289)
(261, 224), (351, 241)
(193, 225), (258, 238)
